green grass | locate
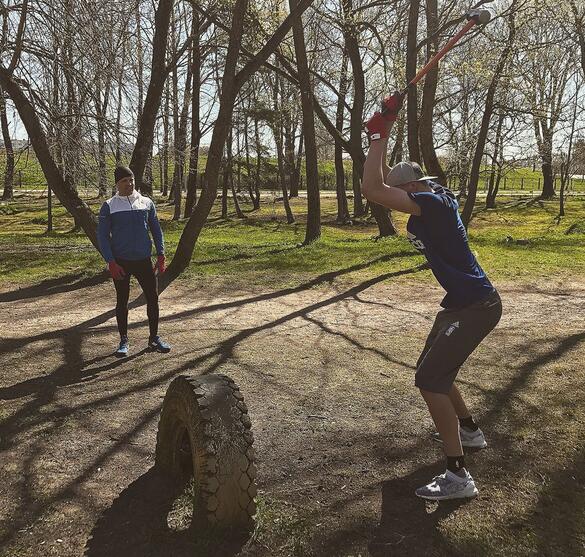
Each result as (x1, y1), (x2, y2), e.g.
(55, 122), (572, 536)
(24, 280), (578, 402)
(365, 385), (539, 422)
(1, 193), (584, 289)
(464, 167), (585, 193)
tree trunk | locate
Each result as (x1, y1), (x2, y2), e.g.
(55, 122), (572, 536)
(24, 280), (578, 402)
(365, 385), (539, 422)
(243, 112), (258, 209)
(129, 0), (174, 196)
(486, 112), (504, 208)
(539, 131), (555, 199)
(462, 12), (516, 226)
(342, 0), (366, 218)
(541, 160), (555, 198)
(291, 130), (303, 197)
(172, 22), (193, 221)
(253, 111), (262, 206)
(115, 37), (126, 168)
(272, 78), (294, 224)
(406, 0), (421, 162)
(95, 76), (109, 197)
(221, 153), (229, 219)
(185, 7), (202, 217)
(0, 89), (14, 200)
(335, 51), (350, 223)
(419, 0), (446, 184)
(389, 117), (405, 165)
(162, 83), (170, 197)
(457, 93), (470, 198)
(290, 0), (320, 243)
(283, 116), (298, 198)
(227, 128), (245, 218)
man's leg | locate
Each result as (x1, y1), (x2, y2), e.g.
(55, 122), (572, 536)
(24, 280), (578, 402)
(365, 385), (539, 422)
(113, 271), (131, 339)
(133, 258), (159, 340)
(449, 384), (471, 419)
(112, 265), (131, 356)
(421, 389), (463, 459)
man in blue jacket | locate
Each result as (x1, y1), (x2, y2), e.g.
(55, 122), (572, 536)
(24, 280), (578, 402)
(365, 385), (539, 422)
(362, 94), (502, 500)
(97, 166), (171, 357)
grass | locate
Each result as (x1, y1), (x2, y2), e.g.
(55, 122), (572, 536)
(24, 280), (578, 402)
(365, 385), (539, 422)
(1, 192), (584, 289)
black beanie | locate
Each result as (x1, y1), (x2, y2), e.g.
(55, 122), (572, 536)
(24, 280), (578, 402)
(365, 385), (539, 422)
(114, 165), (134, 183)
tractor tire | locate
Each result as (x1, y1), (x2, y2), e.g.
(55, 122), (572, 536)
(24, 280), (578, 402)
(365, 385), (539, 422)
(155, 374), (257, 536)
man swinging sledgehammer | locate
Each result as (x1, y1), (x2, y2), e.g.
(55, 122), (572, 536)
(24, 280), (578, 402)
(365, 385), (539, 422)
(362, 94), (502, 500)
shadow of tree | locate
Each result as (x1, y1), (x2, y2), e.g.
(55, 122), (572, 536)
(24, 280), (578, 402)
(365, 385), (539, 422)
(0, 261), (425, 549)
(0, 272), (110, 303)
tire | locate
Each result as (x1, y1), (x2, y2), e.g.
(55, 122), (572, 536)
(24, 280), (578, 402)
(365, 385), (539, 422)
(155, 374), (257, 536)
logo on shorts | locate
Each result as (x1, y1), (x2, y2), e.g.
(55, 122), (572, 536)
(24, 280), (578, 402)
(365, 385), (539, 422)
(407, 231), (425, 251)
(445, 321), (460, 336)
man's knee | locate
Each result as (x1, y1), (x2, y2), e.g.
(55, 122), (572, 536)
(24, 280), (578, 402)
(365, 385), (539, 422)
(144, 290), (159, 310)
(415, 370), (451, 395)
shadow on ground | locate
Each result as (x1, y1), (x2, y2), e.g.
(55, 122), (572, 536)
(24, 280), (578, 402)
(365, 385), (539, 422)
(369, 462), (467, 556)
(0, 272), (109, 302)
(84, 467), (246, 557)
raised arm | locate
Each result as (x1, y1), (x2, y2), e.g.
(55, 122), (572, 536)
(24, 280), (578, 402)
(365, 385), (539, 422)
(362, 93), (421, 216)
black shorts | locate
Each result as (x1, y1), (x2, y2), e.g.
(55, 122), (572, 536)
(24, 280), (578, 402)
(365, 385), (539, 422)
(415, 290), (502, 394)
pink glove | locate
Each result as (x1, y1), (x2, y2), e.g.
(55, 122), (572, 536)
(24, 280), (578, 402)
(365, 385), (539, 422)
(154, 255), (166, 274)
(108, 261), (126, 281)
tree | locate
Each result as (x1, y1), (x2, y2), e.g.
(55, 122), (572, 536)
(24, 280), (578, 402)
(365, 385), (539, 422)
(290, 0), (320, 243)
(129, 0), (174, 196)
(166, 0), (315, 282)
(516, 2), (575, 199)
(462, 4), (517, 226)
(0, 87), (14, 200)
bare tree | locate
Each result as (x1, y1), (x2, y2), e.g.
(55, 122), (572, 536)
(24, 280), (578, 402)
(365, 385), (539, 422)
(0, 86), (14, 200)
(290, 0), (320, 243)
(462, 5), (517, 226)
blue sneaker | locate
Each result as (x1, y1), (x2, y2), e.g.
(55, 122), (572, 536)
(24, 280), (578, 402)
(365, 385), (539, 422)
(115, 337), (129, 357)
(149, 335), (171, 353)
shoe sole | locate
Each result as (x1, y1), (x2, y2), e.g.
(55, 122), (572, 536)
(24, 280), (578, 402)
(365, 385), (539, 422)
(416, 488), (478, 501)
(432, 436), (487, 449)
(149, 345), (171, 353)
(115, 351), (128, 358)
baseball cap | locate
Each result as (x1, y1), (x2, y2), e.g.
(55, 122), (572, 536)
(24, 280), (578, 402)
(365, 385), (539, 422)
(386, 162), (437, 187)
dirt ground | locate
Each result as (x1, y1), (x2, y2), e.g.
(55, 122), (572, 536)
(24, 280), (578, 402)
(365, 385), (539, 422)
(1, 269), (584, 557)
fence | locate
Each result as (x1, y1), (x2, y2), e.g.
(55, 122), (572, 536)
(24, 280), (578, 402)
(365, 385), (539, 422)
(6, 166), (585, 196)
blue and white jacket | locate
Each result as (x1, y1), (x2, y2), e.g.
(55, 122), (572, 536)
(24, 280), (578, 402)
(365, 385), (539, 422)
(97, 190), (165, 263)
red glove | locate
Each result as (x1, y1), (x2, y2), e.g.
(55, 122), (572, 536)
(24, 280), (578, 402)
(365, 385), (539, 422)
(381, 91), (404, 120)
(108, 261), (126, 281)
(365, 111), (393, 140)
(365, 92), (404, 140)
(154, 255), (166, 274)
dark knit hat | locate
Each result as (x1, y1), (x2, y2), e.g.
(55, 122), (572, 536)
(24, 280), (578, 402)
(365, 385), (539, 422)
(114, 165), (134, 184)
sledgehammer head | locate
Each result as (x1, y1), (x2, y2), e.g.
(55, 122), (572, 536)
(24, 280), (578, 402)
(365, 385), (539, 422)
(466, 8), (492, 24)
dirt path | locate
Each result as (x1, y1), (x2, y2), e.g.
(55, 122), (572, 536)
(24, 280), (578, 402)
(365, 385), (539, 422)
(1, 273), (584, 557)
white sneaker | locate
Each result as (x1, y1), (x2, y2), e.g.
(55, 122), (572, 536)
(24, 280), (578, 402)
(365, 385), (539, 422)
(432, 426), (487, 449)
(415, 469), (478, 501)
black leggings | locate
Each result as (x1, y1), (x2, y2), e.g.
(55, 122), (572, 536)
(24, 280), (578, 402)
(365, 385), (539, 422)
(113, 258), (159, 339)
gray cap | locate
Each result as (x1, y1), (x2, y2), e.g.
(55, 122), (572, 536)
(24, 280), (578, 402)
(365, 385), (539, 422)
(386, 161), (437, 187)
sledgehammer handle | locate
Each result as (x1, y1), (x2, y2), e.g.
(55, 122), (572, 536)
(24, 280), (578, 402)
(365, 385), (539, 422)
(401, 19), (477, 95)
